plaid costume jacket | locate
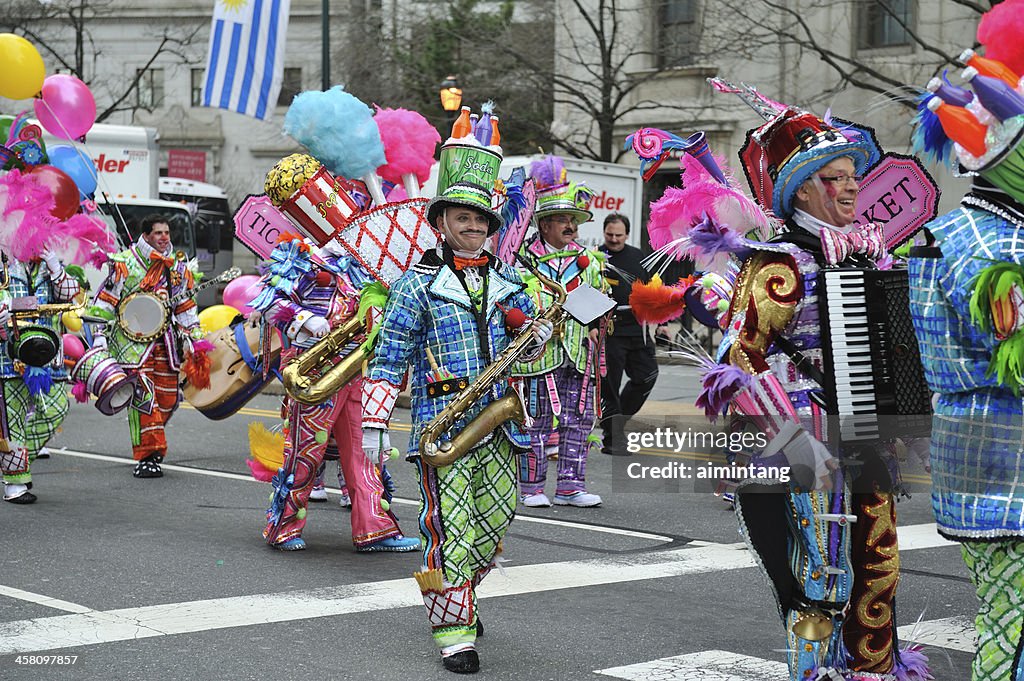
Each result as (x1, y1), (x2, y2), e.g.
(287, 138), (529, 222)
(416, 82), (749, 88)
(513, 235), (605, 376)
(363, 249), (536, 456)
(0, 257), (80, 379)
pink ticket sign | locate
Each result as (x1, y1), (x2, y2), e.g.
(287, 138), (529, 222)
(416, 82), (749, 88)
(233, 194), (294, 259)
(854, 153), (940, 250)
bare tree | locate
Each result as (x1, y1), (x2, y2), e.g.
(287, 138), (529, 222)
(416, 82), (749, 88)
(1, 0), (201, 122)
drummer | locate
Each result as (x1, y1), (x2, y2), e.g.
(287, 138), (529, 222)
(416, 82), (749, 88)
(0, 248), (82, 504)
(91, 215), (204, 478)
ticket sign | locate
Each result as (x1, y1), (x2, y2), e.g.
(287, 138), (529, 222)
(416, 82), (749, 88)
(233, 194), (293, 259)
(855, 153), (940, 250)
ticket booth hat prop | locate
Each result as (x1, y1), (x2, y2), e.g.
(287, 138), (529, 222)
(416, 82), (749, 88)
(264, 153), (360, 247)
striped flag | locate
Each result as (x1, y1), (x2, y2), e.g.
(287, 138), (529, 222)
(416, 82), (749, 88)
(200, 0), (291, 120)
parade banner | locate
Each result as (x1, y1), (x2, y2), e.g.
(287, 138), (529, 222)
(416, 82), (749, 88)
(334, 198), (439, 287)
(233, 194), (293, 259)
(854, 153), (940, 250)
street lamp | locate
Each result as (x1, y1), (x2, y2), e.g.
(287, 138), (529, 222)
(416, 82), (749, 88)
(439, 76), (462, 113)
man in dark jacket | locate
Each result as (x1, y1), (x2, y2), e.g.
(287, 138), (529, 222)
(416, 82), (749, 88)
(598, 213), (658, 455)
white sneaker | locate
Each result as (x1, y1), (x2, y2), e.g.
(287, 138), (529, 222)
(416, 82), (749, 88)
(339, 487), (351, 508)
(553, 491), (602, 507)
(309, 484), (328, 502)
(520, 492), (551, 508)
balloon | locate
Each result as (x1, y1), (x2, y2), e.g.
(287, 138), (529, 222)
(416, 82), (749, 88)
(61, 310), (83, 333)
(198, 305), (241, 334)
(48, 145), (97, 198)
(33, 74), (96, 140)
(62, 333), (85, 361)
(26, 165), (80, 220)
(221, 275), (263, 317)
(0, 34), (45, 100)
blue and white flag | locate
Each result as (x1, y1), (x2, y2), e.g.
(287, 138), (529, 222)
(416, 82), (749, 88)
(201, 0), (291, 120)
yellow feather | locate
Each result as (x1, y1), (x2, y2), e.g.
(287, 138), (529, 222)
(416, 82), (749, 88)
(248, 422), (285, 471)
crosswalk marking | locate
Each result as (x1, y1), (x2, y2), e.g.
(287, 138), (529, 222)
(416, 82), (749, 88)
(0, 523), (956, 655)
(597, 650), (789, 680)
(899, 615), (977, 653)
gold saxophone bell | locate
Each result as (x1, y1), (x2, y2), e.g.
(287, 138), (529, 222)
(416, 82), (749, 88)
(282, 315), (372, 405)
(790, 607), (834, 642)
(418, 256), (566, 468)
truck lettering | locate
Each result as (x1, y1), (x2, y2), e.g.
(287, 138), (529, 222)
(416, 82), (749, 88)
(93, 153), (131, 173)
(591, 190), (624, 211)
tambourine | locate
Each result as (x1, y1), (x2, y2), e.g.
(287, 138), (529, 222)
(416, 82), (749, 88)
(116, 291), (168, 343)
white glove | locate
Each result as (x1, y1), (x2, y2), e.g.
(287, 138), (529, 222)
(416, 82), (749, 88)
(530, 319), (554, 343)
(361, 427), (391, 464)
(41, 248), (63, 277)
(91, 334), (107, 350)
(302, 315), (331, 338)
(762, 421), (836, 491)
(0, 304), (10, 327)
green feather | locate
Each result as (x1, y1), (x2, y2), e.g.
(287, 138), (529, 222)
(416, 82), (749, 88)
(357, 281), (390, 351)
(968, 260), (1024, 394)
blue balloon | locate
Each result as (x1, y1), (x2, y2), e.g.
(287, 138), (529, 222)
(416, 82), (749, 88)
(47, 144), (97, 198)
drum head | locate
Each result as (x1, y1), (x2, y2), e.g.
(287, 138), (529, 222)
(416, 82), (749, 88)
(118, 292), (168, 343)
(12, 326), (59, 367)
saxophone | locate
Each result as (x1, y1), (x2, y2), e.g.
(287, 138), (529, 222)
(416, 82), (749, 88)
(281, 314), (372, 405)
(419, 256), (566, 467)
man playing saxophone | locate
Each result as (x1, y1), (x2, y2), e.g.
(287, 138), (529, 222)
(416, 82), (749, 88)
(254, 233), (419, 553)
(361, 166), (553, 671)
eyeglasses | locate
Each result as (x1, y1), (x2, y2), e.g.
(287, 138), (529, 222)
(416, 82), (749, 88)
(817, 174), (862, 187)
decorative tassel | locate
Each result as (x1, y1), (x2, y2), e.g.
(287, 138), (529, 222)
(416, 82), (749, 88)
(22, 366), (54, 397)
(71, 379), (89, 403)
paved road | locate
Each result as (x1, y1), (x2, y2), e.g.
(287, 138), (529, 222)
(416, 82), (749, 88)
(1, 364), (975, 680)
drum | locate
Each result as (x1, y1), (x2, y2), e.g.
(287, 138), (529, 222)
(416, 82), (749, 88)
(10, 325), (60, 367)
(71, 346), (137, 416)
(117, 292), (168, 343)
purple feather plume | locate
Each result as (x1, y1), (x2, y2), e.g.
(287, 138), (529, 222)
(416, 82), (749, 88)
(529, 155), (566, 190)
(892, 645), (933, 681)
(695, 364), (751, 418)
(688, 213), (750, 258)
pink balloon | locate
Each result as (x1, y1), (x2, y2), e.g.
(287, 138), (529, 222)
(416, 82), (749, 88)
(33, 74), (97, 140)
(62, 333), (86, 362)
(222, 275), (263, 317)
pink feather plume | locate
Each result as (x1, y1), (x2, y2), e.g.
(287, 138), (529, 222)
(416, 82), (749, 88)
(71, 380), (89, 404)
(373, 107), (442, 186)
(978, 0), (1024, 76)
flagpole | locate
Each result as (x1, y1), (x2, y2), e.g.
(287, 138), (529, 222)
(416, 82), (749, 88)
(321, 0), (329, 90)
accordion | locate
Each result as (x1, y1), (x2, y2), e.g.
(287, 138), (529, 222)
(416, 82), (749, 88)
(817, 267), (932, 442)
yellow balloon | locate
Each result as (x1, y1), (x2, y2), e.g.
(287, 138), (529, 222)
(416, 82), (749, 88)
(0, 34), (46, 100)
(198, 304), (241, 334)
(61, 310), (83, 332)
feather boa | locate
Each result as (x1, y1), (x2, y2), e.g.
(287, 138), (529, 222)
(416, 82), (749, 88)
(283, 86), (386, 180)
(373, 107), (441, 186)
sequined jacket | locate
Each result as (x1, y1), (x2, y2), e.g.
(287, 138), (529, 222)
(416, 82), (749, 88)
(0, 256), (80, 379)
(363, 249), (536, 456)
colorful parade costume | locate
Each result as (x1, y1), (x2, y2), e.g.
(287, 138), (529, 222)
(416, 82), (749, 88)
(630, 87), (929, 680)
(908, 11), (1024, 677)
(363, 109), (544, 672)
(515, 157), (607, 508)
(254, 235), (417, 552)
(0, 254), (79, 503)
(92, 232), (203, 478)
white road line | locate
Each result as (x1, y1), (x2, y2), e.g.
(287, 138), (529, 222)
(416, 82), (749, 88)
(596, 650), (789, 681)
(0, 586), (93, 614)
(899, 615), (977, 653)
(51, 448), (673, 543)
(0, 524), (956, 655)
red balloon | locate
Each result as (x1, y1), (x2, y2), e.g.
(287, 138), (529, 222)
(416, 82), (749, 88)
(27, 164), (80, 220)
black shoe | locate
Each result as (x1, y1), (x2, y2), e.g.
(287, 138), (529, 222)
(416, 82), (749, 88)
(5, 491), (37, 504)
(133, 454), (164, 478)
(476, 619), (483, 637)
(442, 650), (480, 674)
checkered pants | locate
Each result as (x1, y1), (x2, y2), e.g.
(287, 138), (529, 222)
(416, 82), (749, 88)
(415, 435), (517, 648)
(520, 363), (595, 496)
(0, 378), (68, 485)
(962, 540), (1024, 681)
(128, 342), (180, 461)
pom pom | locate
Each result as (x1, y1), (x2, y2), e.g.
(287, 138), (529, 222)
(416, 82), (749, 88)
(315, 270), (333, 286)
(628, 274), (690, 324)
(373, 107), (442, 186)
(978, 0), (1024, 76)
(283, 86), (386, 180)
(71, 379), (89, 403)
(504, 307), (528, 330)
(576, 254), (590, 269)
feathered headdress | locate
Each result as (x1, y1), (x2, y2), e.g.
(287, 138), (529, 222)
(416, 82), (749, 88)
(529, 155), (594, 224)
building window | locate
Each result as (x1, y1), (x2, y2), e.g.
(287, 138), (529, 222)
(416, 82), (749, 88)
(858, 0), (914, 49)
(191, 68), (204, 107)
(277, 67), (302, 107)
(656, 0), (698, 68)
(136, 67), (165, 109)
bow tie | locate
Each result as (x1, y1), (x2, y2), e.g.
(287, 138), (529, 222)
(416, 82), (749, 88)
(140, 251), (175, 290)
(453, 255), (488, 270)
(820, 224), (886, 266)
